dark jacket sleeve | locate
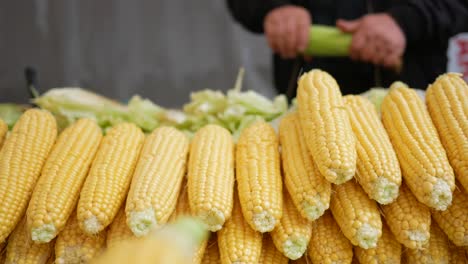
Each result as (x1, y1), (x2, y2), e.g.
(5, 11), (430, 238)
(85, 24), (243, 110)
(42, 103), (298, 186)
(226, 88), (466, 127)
(388, 0), (468, 46)
(226, 0), (290, 33)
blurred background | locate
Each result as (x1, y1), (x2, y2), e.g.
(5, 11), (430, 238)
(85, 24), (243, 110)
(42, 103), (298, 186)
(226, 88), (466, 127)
(0, 0), (276, 107)
(1, 1), (468, 107)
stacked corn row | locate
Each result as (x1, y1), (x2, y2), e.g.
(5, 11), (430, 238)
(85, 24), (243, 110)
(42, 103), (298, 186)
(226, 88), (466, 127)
(0, 71), (467, 264)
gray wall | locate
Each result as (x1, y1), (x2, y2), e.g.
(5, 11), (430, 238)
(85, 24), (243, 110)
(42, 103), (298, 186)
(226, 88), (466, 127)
(0, 0), (275, 107)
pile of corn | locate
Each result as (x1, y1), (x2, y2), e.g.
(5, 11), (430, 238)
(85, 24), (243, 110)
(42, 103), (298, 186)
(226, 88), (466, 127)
(0, 70), (467, 264)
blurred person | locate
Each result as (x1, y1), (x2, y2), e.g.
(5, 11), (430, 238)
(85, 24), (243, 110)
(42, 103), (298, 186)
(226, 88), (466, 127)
(227, 0), (468, 97)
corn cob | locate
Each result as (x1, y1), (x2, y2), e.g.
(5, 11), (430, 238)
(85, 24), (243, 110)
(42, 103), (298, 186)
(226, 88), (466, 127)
(236, 121), (283, 232)
(297, 69), (356, 184)
(106, 207), (138, 249)
(279, 112), (331, 220)
(426, 73), (468, 194)
(188, 125), (234, 231)
(404, 222), (450, 264)
(381, 82), (455, 210)
(5, 217), (54, 264)
(169, 179), (190, 221)
(308, 210), (353, 264)
(0, 119), (7, 149)
(260, 235), (289, 264)
(126, 126), (189, 237)
(449, 240), (468, 264)
(55, 211), (106, 264)
(78, 123), (144, 234)
(432, 186), (468, 246)
(217, 191), (262, 264)
(382, 183), (431, 249)
(354, 223), (402, 264)
(0, 109), (57, 242)
(271, 190), (312, 260)
(330, 180), (382, 249)
(201, 234), (220, 264)
(343, 95), (401, 204)
(26, 118), (102, 243)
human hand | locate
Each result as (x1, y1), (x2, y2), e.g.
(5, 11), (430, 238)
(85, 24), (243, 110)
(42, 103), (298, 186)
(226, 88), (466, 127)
(337, 13), (406, 68)
(264, 5), (311, 59)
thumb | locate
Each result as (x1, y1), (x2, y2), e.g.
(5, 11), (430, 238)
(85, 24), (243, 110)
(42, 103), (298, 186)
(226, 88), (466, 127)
(336, 19), (361, 33)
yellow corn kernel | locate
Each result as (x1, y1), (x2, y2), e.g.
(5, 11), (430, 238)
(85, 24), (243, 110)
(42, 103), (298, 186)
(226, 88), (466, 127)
(426, 73), (468, 194)
(381, 83), (455, 210)
(26, 118), (102, 243)
(188, 124), (234, 231)
(297, 69), (356, 184)
(218, 191), (262, 264)
(308, 210), (353, 264)
(271, 191), (312, 260)
(55, 212), (106, 264)
(432, 185), (468, 246)
(0, 109), (57, 242)
(260, 235), (289, 264)
(354, 223), (402, 264)
(126, 127), (189, 237)
(169, 179), (191, 222)
(344, 95), (401, 204)
(279, 112), (331, 220)
(236, 121), (283, 232)
(405, 222), (450, 264)
(106, 207), (138, 249)
(449, 240), (468, 264)
(201, 235), (220, 264)
(330, 180), (382, 249)
(5, 217), (54, 264)
(0, 119), (7, 149)
(78, 122), (144, 235)
(382, 183), (431, 249)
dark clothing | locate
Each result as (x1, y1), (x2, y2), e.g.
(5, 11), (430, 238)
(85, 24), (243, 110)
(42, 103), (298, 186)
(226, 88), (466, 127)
(227, 0), (468, 97)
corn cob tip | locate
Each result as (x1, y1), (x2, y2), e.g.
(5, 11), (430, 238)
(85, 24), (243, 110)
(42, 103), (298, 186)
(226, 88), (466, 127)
(389, 81), (409, 90)
(327, 168), (355, 185)
(302, 198), (328, 221)
(128, 209), (156, 237)
(356, 223), (380, 249)
(406, 230), (430, 248)
(199, 209), (226, 232)
(252, 212), (277, 233)
(374, 177), (400, 205)
(430, 179), (453, 211)
(82, 216), (103, 235)
(31, 224), (57, 243)
(282, 236), (308, 260)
